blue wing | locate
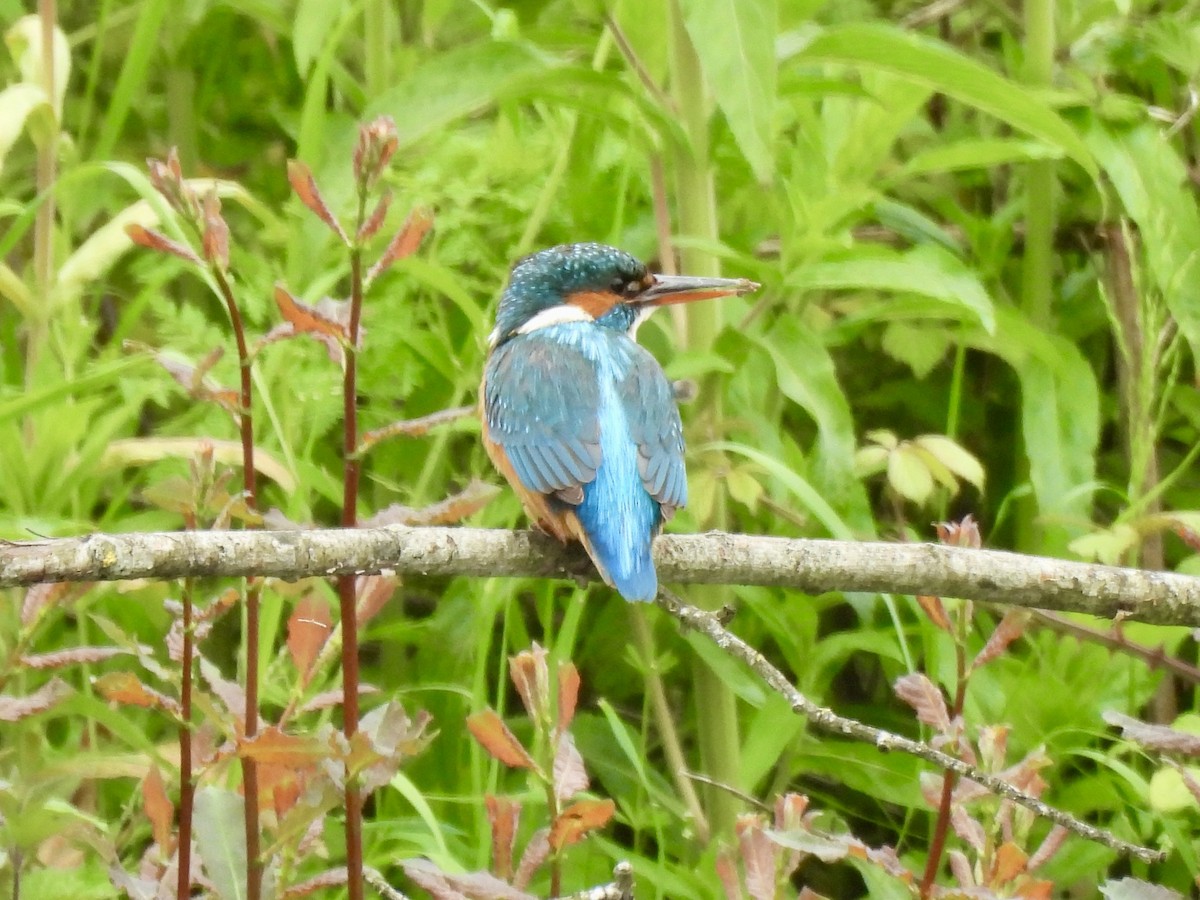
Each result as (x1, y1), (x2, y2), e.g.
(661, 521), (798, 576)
(621, 345), (687, 517)
(483, 335), (602, 504)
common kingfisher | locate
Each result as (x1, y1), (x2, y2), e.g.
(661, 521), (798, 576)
(482, 243), (759, 601)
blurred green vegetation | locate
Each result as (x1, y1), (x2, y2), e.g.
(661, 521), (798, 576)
(3, 0), (1200, 896)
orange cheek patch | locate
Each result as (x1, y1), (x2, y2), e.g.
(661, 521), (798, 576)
(567, 290), (620, 318)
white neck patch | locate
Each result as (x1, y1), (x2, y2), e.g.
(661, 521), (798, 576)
(490, 304), (594, 346)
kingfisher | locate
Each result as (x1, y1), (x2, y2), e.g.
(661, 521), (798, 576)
(482, 243), (759, 601)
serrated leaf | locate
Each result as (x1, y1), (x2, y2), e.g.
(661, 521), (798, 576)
(678, 0), (776, 182)
(548, 798), (615, 850)
(880, 320), (952, 379)
(893, 673), (950, 731)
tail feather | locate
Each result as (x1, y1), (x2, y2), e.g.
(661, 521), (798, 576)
(575, 525), (658, 602)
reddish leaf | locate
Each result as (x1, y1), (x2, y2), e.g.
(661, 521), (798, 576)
(142, 766), (173, 851)
(125, 224), (202, 265)
(0, 679), (72, 721)
(238, 726), (324, 767)
(557, 662), (580, 733)
(797, 890), (831, 900)
(22, 583), (76, 627)
(510, 644), (549, 720)
(916, 594), (953, 632)
(357, 191), (392, 242)
(359, 404), (476, 450)
(281, 867), (349, 899)
(894, 673), (951, 732)
(467, 710), (535, 770)
(354, 702), (434, 793)
(107, 864), (159, 900)
(361, 481), (499, 527)
(200, 658), (247, 724)
(299, 683), (380, 714)
(989, 841), (1028, 884)
(1104, 711), (1200, 756)
(973, 610), (1030, 669)
(514, 828), (550, 890)
(948, 849), (975, 887)
(273, 283), (348, 342)
(736, 816), (778, 900)
(201, 190), (229, 269)
(552, 732), (589, 803)
(94, 672), (179, 716)
(715, 850), (744, 900)
(935, 514), (982, 548)
(20, 646), (129, 669)
(548, 798), (615, 850)
(950, 805), (987, 854)
(288, 593), (332, 678)
(773, 793), (808, 831)
(353, 116), (399, 191)
(356, 574), (396, 626)
(366, 207), (433, 283)
(401, 859), (536, 900)
(287, 160), (349, 243)
(1017, 880), (1055, 900)
(153, 348), (240, 414)
(1027, 825), (1068, 872)
(485, 795), (520, 881)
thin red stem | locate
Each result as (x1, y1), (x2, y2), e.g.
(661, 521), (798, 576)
(212, 266), (262, 900)
(177, 576), (195, 898)
(920, 629), (969, 896)
(340, 244), (366, 900)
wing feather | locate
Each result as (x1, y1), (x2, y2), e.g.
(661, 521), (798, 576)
(484, 336), (602, 503)
(621, 346), (687, 513)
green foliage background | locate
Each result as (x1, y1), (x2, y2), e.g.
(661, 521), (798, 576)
(2, 0), (1200, 896)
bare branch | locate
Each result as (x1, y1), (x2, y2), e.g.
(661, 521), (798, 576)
(655, 590), (1163, 864)
(3, 528), (1200, 626)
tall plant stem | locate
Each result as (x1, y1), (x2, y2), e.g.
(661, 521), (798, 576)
(177, 576), (195, 898)
(363, 0), (390, 97)
(667, 0), (742, 837)
(339, 221), (368, 900)
(29, 0), (58, 382)
(212, 267), (262, 900)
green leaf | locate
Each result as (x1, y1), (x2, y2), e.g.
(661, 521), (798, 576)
(970, 307), (1100, 552)
(754, 317), (874, 534)
(787, 245), (995, 333)
(792, 23), (1097, 180)
(897, 137), (1061, 179)
(679, 0), (776, 182)
(292, 0), (345, 75)
(193, 787), (248, 900)
(1084, 119), (1200, 363)
(880, 321), (951, 379)
(369, 41), (550, 149)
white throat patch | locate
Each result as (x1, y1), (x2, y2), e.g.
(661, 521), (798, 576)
(493, 304), (594, 345)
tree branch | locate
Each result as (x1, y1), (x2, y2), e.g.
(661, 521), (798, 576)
(3, 528), (1200, 625)
(656, 590), (1163, 864)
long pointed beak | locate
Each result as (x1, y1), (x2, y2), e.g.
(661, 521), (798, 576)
(637, 273), (760, 307)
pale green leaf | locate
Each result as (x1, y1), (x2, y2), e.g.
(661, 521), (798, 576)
(0, 83), (50, 172)
(887, 445), (934, 505)
(679, 0), (776, 182)
(1067, 526), (1138, 566)
(792, 23), (1097, 179)
(725, 467), (763, 509)
(193, 787), (248, 900)
(853, 445), (889, 476)
(914, 435), (985, 489)
(5, 16), (69, 117)
(293, 0), (345, 75)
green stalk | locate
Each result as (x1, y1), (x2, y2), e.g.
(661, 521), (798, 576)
(364, 0), (390, 97)
(28, 0), (59, 384)
(667, 0), (741, 837)
(1016, 0), (1057, 551)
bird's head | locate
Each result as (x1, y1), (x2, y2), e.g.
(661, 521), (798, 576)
(489, 242), (759, 347)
